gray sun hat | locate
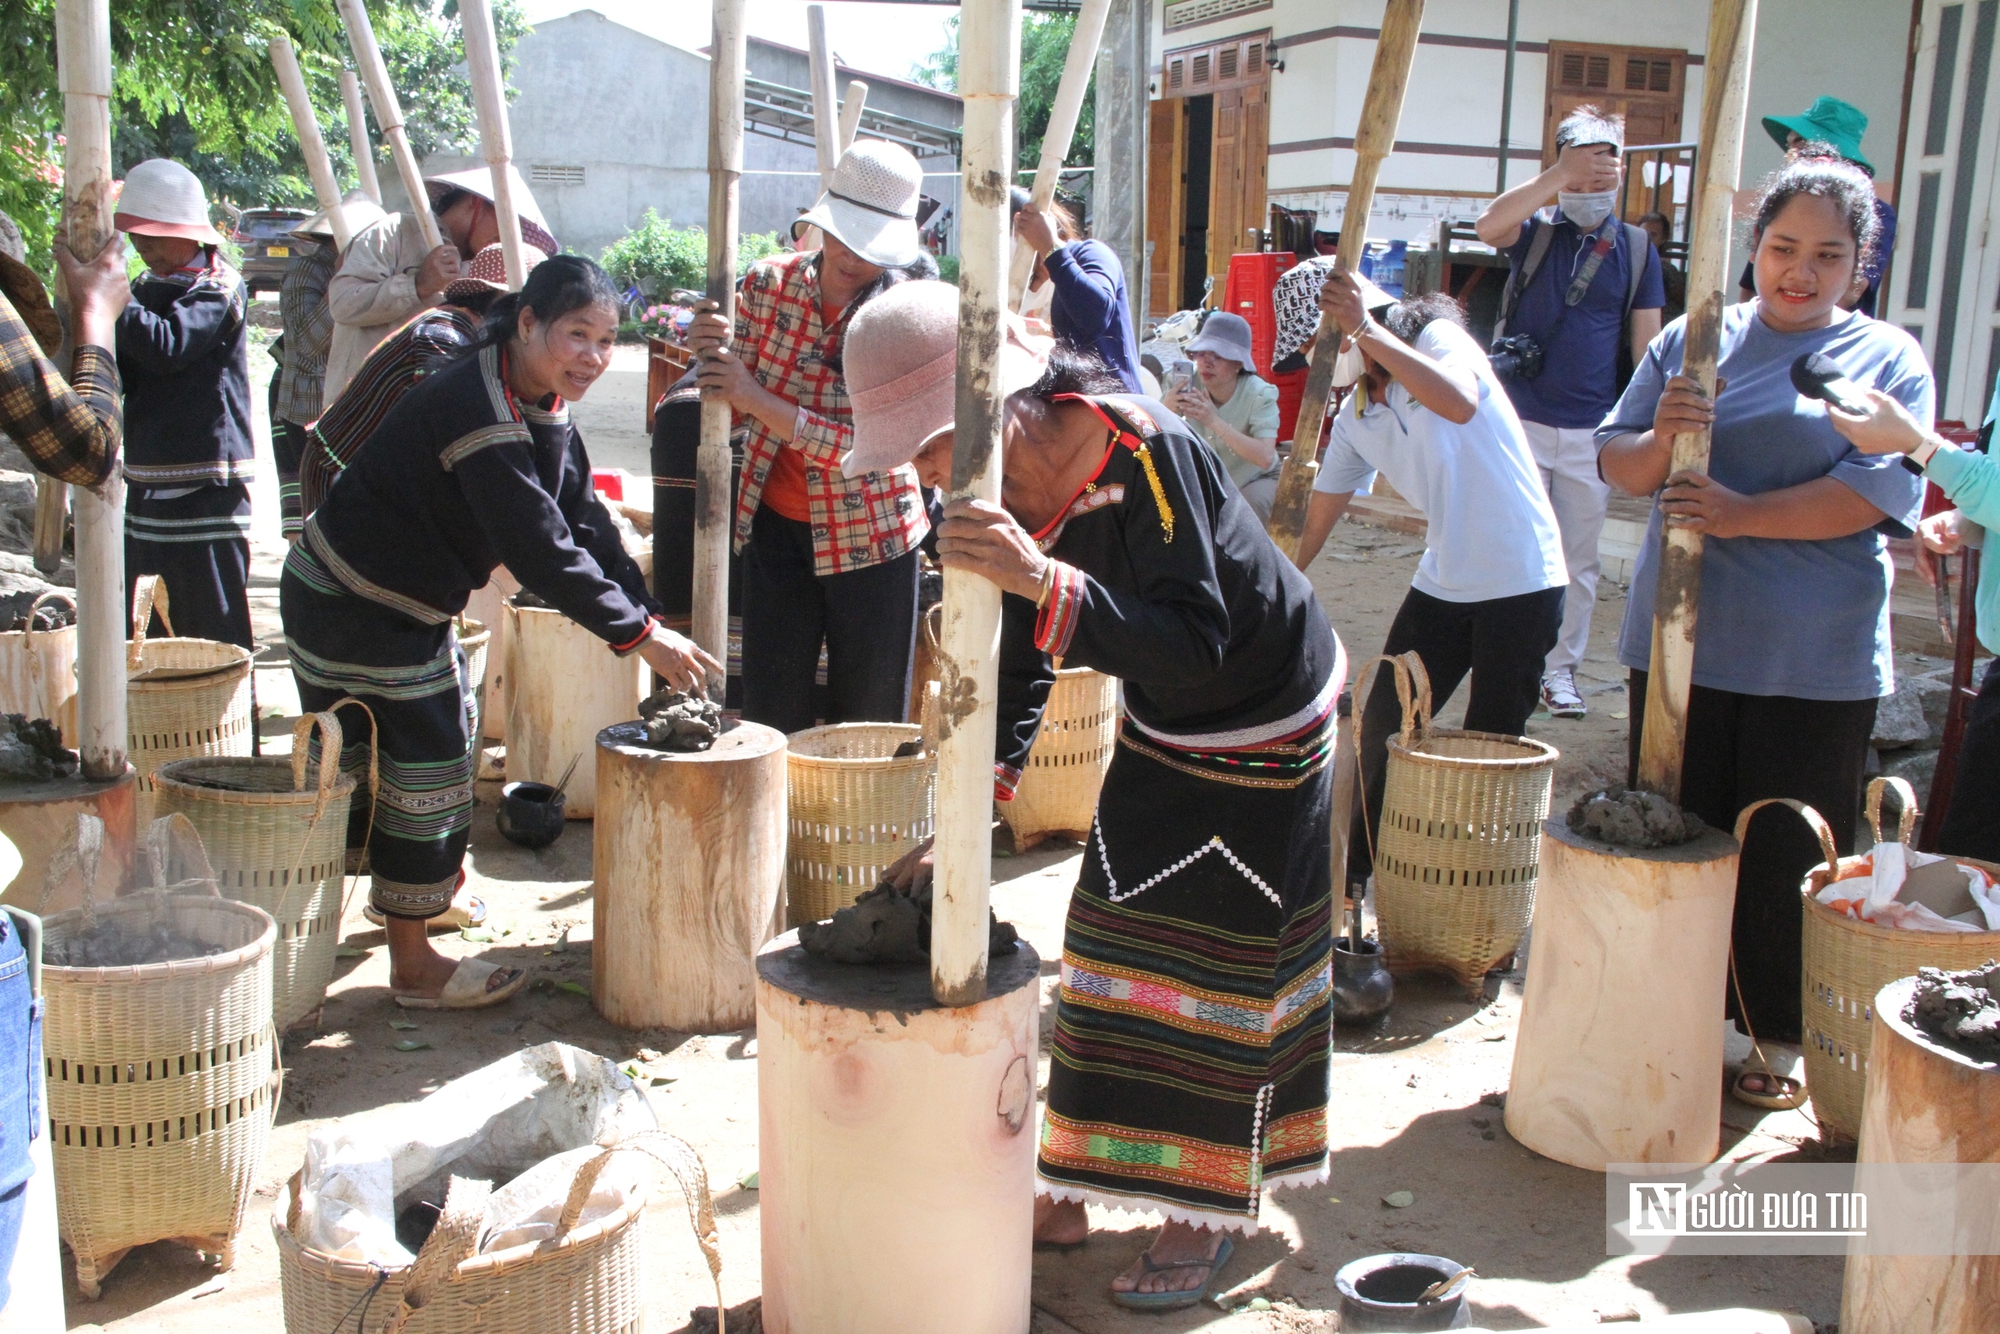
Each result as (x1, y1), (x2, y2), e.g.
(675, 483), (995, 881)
(1185, 311), (1260, 374)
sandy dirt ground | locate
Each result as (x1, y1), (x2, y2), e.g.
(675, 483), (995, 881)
(65, 337), (1846, 1333)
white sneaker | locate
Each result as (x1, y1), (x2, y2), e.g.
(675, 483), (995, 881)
(1541, 669), (1586, 719)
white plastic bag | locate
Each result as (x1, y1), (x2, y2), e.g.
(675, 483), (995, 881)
(287, 1042), (657, 1267)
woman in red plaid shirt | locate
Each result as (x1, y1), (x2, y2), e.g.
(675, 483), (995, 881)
(688, 141), (932, 731)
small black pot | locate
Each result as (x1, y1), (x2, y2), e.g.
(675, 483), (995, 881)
(497, 780), (567, 849)
(1334, 936), (1395, 1025)
(1335, 1253), (1471, 1331)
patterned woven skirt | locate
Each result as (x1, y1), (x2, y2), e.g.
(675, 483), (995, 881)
(1037, 702), (1338, 1233)
(280, 543), (477, 921)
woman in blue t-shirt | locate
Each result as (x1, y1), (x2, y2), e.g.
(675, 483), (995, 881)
(1597, 149), (1928, 1096)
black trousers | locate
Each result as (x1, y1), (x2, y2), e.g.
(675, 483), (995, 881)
(1939, 655), (2000, 861)
(740, 504), (918, 736)
(125, 483), (254, 651)
(1627, 670), (1877, 1043)
(1352, 584), (1565, 881)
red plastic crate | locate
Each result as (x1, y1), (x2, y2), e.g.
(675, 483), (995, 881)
(592, 469), (625, 501)
(1272, 366), (1308, 443)
(1222, 251), (1296, 377)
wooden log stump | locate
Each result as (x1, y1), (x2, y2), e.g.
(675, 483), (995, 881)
(1506, 820), (1740, 1170)
(757, 931), (1040, 1334)
(504, 602), (645, 818)
(592, 720), (785, 1031)
(0, 769), (136, 913)
(1840, 975), (2000, 1334)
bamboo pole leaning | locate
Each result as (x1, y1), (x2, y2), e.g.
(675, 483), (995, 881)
(55, 0), (125, 783)
(1007, 0), (1112, 311)
(932, 0), (1022, 1009)
(1264, 0), (1426, 561)
(694, 0), (747, 698)
(836, 79), (870, 154)
(340, 69), (382, 205)
(806, 5), (840, 189)
(334, 0), (443, 250)
(458, 0), (527, 289)
(1634, 0), (1757, 801)
(269, 37), (354, 252)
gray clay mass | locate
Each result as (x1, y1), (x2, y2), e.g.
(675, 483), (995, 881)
(1566, 788), (1705, 849)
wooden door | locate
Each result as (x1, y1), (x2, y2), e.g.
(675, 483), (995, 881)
(1146, 97), (1186, 317)
(1544, 42), (1687, 222)
(1203, 81), (1270, 301)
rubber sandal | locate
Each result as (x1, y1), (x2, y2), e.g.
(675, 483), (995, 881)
(1730, 1064), (1806, 1111)
(394, 958), (528, 1010)
(1110, 1234), (1234, 1312)
(364, 894), (488, 933)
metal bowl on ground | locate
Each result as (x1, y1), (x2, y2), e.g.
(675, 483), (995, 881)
(1335, 1252), (1471, 1331)
(497, 780), (566, 849)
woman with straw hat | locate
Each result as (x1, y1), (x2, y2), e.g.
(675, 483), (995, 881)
(849, 281), (1344, 1312)
(114, 158), (256, 649)
(686, 139), (930, 736)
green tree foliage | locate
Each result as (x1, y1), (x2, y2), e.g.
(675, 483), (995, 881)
(0, 0), (523, 270)
(913, 13), (1094, 176)
(599, 209), (785, 297)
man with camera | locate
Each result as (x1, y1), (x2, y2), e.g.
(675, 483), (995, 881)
(1476, 107), (1663, 720)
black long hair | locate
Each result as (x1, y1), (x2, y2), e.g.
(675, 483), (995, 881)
(471, 253), (621, 352)
(1750, 144), (1880, 274)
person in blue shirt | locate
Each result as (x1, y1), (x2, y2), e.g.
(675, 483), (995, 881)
(1598, 149), (1927, 1085)
(1477, 106), (1665, 723)
(1011, 189), (1143, 393)
(1735, 97), (1897, 319)
(1825, 371), (2000, 862)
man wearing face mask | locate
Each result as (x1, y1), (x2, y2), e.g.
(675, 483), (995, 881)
(1475, 106), (1664, 722)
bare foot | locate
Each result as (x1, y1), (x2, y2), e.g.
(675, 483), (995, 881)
(1110, 1221), (1225, 1296)
(1034, 1196), (1087, 1247)
(385, 916), (460, 997)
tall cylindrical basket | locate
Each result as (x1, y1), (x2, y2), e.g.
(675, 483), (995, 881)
(1001, 666), (1118, 851)
(785, 723), (934, 927)
(127, 576), (254, 825)
(0, 590), (79, 744)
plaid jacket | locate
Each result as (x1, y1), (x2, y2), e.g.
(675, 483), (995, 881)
(0, 289), (118, 487)
(276, 243), (336, 426)
(730, 251), (927, 575)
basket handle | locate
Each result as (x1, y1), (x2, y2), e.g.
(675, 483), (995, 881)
(1351, 651), (1432, 751)
(1866, 776), (1918, 847)
(550, 1131), (725, 1324)
(127, 574), (173, 670)
(380, 1175), (492, 1334)
(922, 601), (942, 656)
(289, 710), (345, 806)
(22, 589), (74, 635)
(140, 812), (220, 896)
(326, 697), (381, 798)
(1732, 798), (1838, 872)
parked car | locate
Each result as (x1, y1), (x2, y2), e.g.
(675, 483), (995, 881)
(234, 208), (311, 295)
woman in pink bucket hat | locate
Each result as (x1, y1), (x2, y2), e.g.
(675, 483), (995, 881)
(847, 280), (1346, 1313)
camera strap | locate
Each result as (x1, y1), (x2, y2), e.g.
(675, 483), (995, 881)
(1495, 213), (1619, 340)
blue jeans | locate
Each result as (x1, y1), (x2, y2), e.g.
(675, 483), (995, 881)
(0, 910), (42, 1311)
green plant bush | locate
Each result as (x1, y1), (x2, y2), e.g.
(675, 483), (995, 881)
(600, 209), (786, 297)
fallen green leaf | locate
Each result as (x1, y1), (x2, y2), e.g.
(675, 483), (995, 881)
(1382, 1190), (1415, 1208)
(459, 928), (495, 943)
(555, 980), (590, 997)
(388, 1019), (419, 1031)
(335, 945), (366, 958)
(737, 1171), (759, 1191)
(393, 1039), (433, 1052)
(1611, 710), (1630, 720)
(620, 1062), (643, 1081)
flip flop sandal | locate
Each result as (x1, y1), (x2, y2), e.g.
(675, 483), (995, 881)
(1730, 1065), (1806, 1111)
(394, 958), (529, 1010)
(364, 895), (488, 933)
(1110, 1234), (1234, 1312)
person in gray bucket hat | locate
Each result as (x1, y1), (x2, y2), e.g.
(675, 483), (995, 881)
(1167, 310), (1285, 522)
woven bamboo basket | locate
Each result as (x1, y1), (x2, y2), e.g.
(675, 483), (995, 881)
(272, 1131), (722, 1334)
(127, 576), (254, 825)
(151, 712), (361, 1031)
(0, 590), (78, 744)
(1365, 653), (1558, 996)
(1791, 778), (2000, 1142)
(1002, 666), (1119, 851)
(785, 723), (934, 927)
(455, 617), (490, 739)
(40, 813), (277, 1297)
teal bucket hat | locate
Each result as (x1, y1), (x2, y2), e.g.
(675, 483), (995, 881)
(1763, 96), (1872, 174)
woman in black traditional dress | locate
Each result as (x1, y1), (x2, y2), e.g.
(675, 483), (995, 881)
(845, 280), (1344, 1311)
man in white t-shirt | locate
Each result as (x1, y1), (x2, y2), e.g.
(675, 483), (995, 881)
(1296, 274), (1567, 884)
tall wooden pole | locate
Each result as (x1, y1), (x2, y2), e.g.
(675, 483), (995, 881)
(334, 0), (443, 250)
(1635, 0), (1757, 801)
(459, 0), (528, 289)
(806, 5), (839, 189)
(836, 79), (870, 154)
(1007, 0), (1112, 311)
(932, 0), (1020, 1009)
(695, 0), (746, 699)
(55, 0), (125, 782)
(340, 69), (382, 205)
(270, 36), (354, 252)
(1264, 0), (1426, 561)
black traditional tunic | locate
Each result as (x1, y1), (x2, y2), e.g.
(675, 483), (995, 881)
(281, 344), (660, 918)
(1003, 394), (1344, 1233)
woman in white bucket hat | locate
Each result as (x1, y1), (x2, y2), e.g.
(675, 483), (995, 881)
(115, 158), (257, 649)
(686, 139), (932, 733)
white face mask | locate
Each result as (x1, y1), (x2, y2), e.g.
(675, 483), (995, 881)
(1020, 275), (1054, 320)
(1558, 189), (1618, 231)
